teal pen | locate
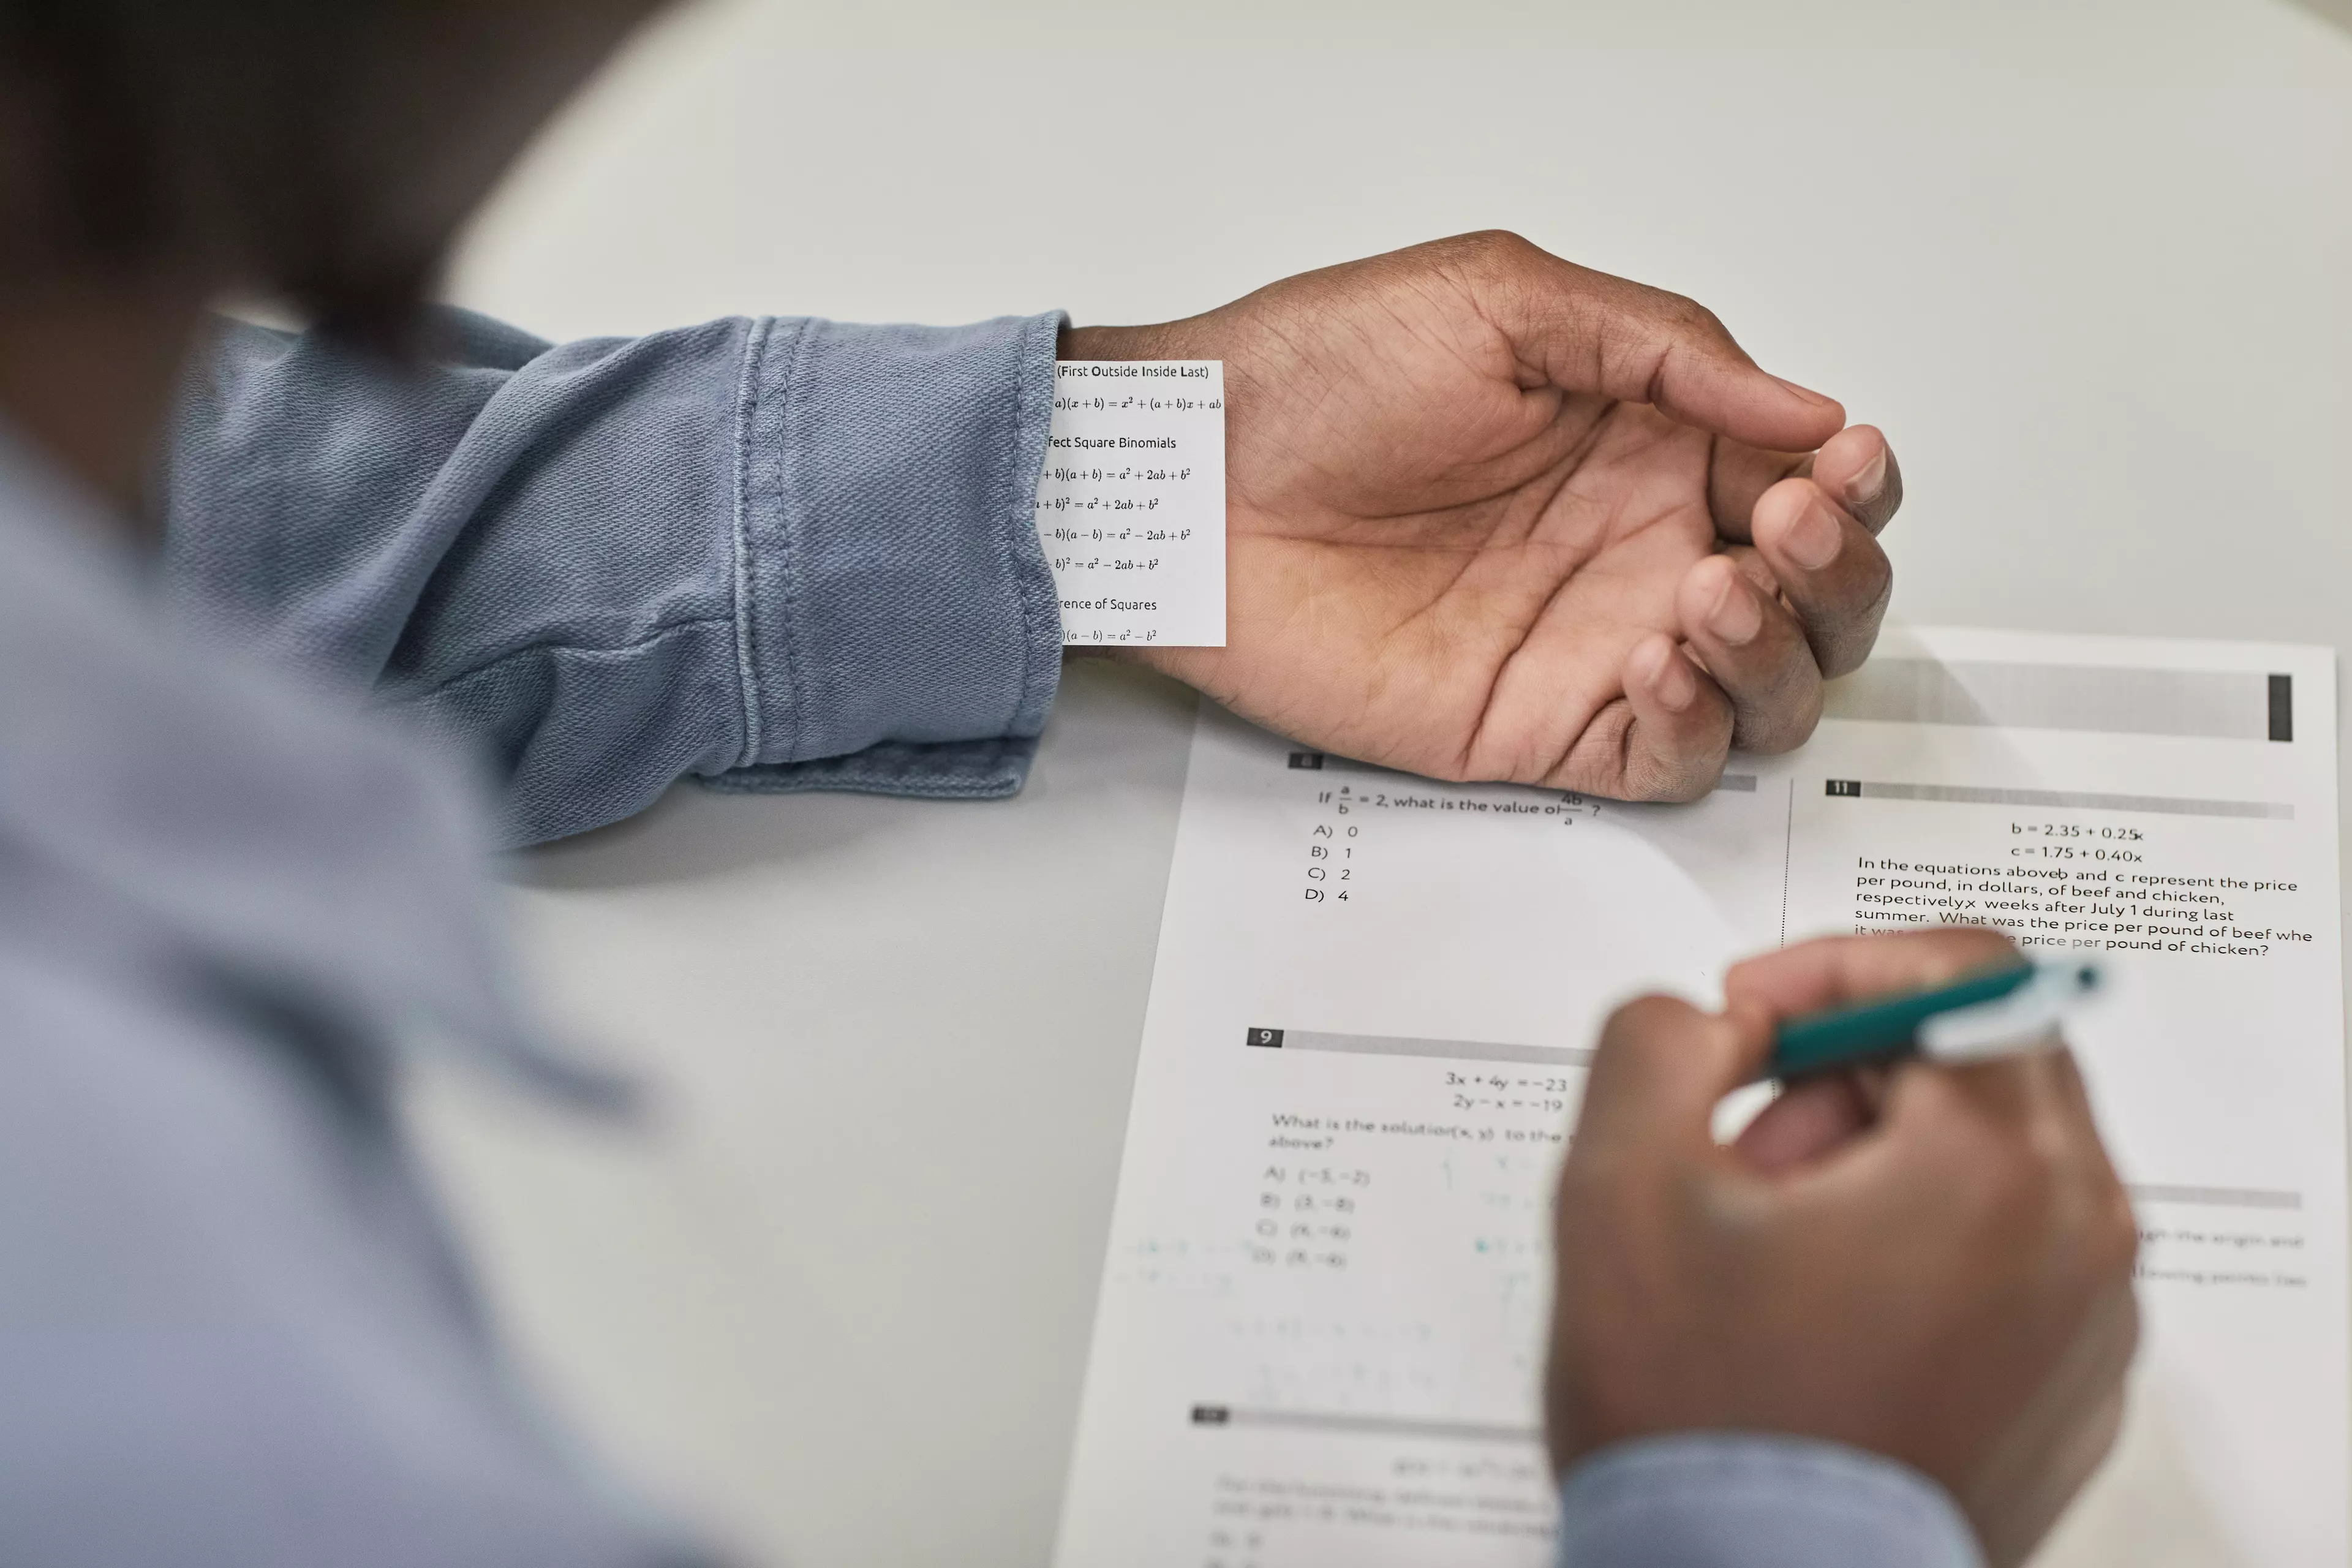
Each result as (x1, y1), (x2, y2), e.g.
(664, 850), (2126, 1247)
(1768, 957), (2106, 1080)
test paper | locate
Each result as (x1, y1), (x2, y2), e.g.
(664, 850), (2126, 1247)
(1054, 627), (2345, 1568)
(1036, 361), (1226, 648)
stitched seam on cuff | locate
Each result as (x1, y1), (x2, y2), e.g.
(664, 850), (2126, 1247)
(1003, 315), (1040, 731)
(728, 315), (771, 771)
(757, 315), (816, 766)
(1001, 312), (1064, 735)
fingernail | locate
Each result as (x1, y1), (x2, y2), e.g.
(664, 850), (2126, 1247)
(1771, 375), (1840, 411)
(1784, 496), (1843, 571)
(1651, 647), (1698, 712)
(1707, 572), (1762, 647)
(1844, 446), (1889, 507)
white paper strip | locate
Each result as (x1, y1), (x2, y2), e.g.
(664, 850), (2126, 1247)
(1035, 361), (1226, 648)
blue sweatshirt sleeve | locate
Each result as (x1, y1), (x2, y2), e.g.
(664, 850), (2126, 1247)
(1557, 1435), (1985, 1568)
(164, 307), (1066, 845)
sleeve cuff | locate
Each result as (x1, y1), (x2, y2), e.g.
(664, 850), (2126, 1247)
(1557, 1434), (1984, 1568)
(709, 309), (1065, 801)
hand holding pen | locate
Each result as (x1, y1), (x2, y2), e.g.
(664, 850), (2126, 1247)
(1547, 929), (2140, 1568)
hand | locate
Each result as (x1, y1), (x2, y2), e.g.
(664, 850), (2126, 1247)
(1063, 231), (1901, 800)
(1547, 929), (2140, 1567)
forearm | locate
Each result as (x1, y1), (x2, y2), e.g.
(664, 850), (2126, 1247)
(165, 307), (1065, 844)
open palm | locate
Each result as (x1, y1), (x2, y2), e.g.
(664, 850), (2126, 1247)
(1068, 233), (1900, 800)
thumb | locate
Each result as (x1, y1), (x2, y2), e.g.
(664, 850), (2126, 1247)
(1576, 995), (1773, 1159)
(1460, 232), (1845, 451)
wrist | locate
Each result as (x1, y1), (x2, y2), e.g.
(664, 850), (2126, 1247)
(1057, 321), (1183, 361)
(1061, 643), (1178, 673)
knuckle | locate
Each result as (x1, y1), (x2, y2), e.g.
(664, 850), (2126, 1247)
(1630, 758), (1721, 804)
(1796, 564), (1891, 658)
(1728, 721), (1800, 760)
(1738, 720), (1819, 759)
(1448, 228), (1540, 277)
(1621, 719), (1732, 805)
(1811, 596), (1893, 680)
(1733, 686), (1825, 757)
(1812, 636), (1870, 680)
(1654, 290), (1728, 342)
(1658, 769), (1720, 804)
(1815, 637), (1878, 682)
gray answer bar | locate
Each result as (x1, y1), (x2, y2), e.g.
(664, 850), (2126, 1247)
(2129, 1184), (2302, 1211)
(1825, 660), (2290, 742)
(1191, 1404), (1540, 1445)
(1827, 780), (2292, 820)
(1248, 1028), (1594, 1068)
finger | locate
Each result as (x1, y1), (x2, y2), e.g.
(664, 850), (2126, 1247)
(1731, 1073), (1876, 1173)
(1748, 477), (1895, 679)
(1705, 442), (1811, 536)
(1563, 634), (1733, 801)
(1676, 553), (1825, 754)
(1874, 1044), (2123, 1210)
(1725, 928), (2024, 1020)
(1463, 233), (1847, 452)
(1806, 424), (1904, 536)
(1709, 424), (1904, 541)
(1577, 994), (1773, 1161)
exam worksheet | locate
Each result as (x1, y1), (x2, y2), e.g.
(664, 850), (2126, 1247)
(1054, 628), (2345, 1568)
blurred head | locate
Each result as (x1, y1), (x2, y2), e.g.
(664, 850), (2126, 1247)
(0, 0), (670, 344)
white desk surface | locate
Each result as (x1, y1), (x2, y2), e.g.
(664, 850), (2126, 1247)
(418, 2), (2352, 1563)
